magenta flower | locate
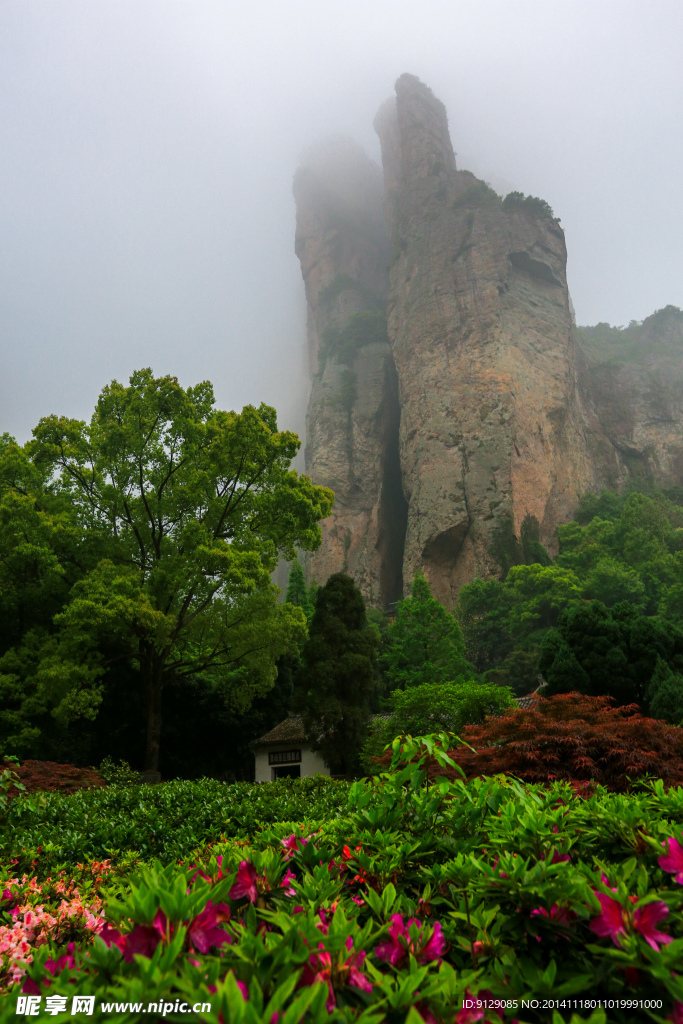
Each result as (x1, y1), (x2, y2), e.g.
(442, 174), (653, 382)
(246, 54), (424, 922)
(229, 861), (259, 903)
(375, 914), (446, 968)
(590, 893), (673, 950)
(300, 944), (372, 1013)
(45, 954), (76, 976)
(280, 868), (297, 896)
(548, 849), (571, 864)
(668, 1003), (683, 1024)
(659, 837), (683, 884)
(531, 903), (576, 927)
(188, 901), (231, 954)
(455, 989), (509, 1023)
(1, 888), (17, 911)
(100, 910), (169, 962)
(281, 834), (308, 859)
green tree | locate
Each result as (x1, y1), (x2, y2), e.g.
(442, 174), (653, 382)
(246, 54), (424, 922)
(10, 370), (333, 770)
(361, 679), (514, 773)
(649, 657), (683, 725)
(539, 601), (683, 709)
(294, 573), (377, 776)
(457, 577), (513, 673)
(506, 564), (583, 640)
(285, 558), (308, 608)
(383, 573), (470, 690)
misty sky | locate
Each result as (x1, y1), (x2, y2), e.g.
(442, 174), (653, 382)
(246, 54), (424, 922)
(2, 1), (682, 444)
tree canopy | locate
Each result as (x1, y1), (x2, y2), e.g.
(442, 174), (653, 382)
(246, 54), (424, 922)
(0, 369), (333, 770)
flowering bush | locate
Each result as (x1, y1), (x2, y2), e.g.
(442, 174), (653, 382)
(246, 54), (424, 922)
(1, 737), (683, 1022)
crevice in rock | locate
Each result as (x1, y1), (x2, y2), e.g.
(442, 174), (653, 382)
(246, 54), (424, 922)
(375, 355), (408, 606)
(508, 250), (561, 286)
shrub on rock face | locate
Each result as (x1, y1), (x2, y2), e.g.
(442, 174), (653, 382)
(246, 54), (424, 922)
(416, 692), (683, 792)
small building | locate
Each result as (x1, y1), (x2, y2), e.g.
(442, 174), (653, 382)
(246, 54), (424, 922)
(251, 716), (329, 782)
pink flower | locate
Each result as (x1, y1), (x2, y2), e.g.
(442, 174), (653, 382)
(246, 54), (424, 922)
(548, 849), (571, 864)
(281, 835), (308, 859)
(668, 1003), (683, 1024)
(456, 989), (505, 1023)
(1, 888), (17, 911)
(188, 902), (231, 954)
(229, 861), (259, 904)
(659, 838), (683, 884)
(590, 893), (673, 950)
(375, 915), (446, 968)
(531, 903), (576, 927)
(45, 953), (75, 975)
(280, 868), (297, 897)
(300, 943), (372, 1013)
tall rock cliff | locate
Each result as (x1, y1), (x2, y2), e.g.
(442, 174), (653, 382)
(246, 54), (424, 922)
(295, 77), (683, 608)
(577, 306), (683, 487)
(374, 74), (620, 604)
(293, 140), (406, 605)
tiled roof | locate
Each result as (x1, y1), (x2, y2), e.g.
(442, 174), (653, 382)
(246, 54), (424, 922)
(515, 693), (538, 709)
(252, 716), (307, 747)
(252, 712), (392, 749)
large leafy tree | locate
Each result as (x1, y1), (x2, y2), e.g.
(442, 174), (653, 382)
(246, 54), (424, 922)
(383, 573), (471, 690)
(6, 370), (333, 770)
(294, 573), (377, 776)
(539, 600), (683, 710)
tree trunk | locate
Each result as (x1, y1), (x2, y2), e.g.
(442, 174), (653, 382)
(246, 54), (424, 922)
(144, 658), (164, 772)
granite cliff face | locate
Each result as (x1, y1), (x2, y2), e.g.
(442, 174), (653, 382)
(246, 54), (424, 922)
(293, 140), (406, 606)
(578, 306), (683, 488)
(294, 77), (683, 607)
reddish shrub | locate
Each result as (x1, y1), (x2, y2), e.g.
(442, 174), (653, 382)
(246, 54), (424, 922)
(3, 760), (106, 798)
(392, 693), (683, 793)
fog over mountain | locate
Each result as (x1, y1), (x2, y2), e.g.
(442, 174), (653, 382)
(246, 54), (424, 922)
(1, 1), (681, 443)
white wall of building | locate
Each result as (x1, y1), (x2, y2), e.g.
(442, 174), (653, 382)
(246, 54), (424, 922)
(253, 745), (329, 782)
(300, 747), (329, 778)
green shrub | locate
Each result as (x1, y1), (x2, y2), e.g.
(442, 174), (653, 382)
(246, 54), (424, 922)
(361, 680), (514, 773)
(97, 757), (142, 787)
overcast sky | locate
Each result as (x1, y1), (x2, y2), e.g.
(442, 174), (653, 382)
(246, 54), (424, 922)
(2, 1), (682, 443)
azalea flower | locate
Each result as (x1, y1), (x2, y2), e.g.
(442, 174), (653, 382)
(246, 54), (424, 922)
(530, 903), (576, 927)
(659, 837), (683, 884)
(300, 943), (372, 1013)
(281, 834), (308, 859)
(375, 914), (446, 968)
(188, 901), (231, 954)
(228, 861), (259, 904)
(589, 893), (673, 950)
(455, 988), (518, 1023)
(280, 868), (297, 897)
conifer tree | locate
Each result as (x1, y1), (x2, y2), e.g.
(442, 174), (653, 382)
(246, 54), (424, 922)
(285, 559), (307, 608)
(383, 572), (471, 690)
(294, 573), (377, 776)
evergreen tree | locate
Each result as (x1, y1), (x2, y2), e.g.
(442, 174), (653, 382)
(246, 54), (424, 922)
(383, 573), (471, 690)
(649, 656), (683, 725)
(294, 573), (377, 776)
(285, 559), (308, 608)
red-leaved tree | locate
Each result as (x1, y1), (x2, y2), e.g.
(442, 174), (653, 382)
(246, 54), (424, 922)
(387, 693), (683, 792)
